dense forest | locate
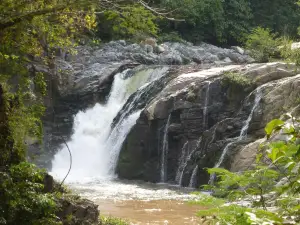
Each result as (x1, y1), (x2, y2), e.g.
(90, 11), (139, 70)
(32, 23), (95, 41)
(0, 0), (300, 224)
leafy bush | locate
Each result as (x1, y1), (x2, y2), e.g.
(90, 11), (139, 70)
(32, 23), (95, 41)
(193, 115), (300, 224)
(221, 71), (254, 97)
(0, 162), (60, 225)
(245, 27), (280, 62)
(222, 71), (253, 88)
(279, 35), (300, 67)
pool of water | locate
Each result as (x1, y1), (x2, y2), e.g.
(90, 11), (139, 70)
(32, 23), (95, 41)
(67, 179), (204, 224)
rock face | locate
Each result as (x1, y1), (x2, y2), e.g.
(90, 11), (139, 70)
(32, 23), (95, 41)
(28, 40), (299, 189)
(28, 40), (254, 169)
(57, 197), (99, 225)
(117, 62), (300, 187)
(43, 174), (99, 225)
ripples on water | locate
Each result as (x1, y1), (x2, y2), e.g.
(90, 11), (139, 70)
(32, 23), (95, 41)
(67, 179), (204, 225)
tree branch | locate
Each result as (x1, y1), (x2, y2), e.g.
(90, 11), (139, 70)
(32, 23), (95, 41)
(0, 5), (67, 30)
(138, 0), (185, 21)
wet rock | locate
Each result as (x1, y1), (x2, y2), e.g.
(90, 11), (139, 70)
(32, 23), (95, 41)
(230, 138), (264, 172)
(117, 63), (300, 186)
(44, 174), (55, 193)
(57, 197), (99, 225)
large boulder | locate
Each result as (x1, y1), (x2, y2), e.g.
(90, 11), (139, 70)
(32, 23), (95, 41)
(117, 62), (300, 186)
(57, 197), (99, 225)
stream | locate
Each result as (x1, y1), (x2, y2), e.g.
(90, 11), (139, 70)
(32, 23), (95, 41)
(66, 179), (203, 224)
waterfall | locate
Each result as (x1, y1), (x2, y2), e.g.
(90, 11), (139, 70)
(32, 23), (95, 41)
(175, 81), (210, 186)
(189, 165), (199, 188)
(51, 66), (169, 182)
(160, 114), (171, 183)
(209, 87), (262, 183)
(175, 141), (189, 184)
(203, 81), (211, 129)
(175, 138), (201, 186)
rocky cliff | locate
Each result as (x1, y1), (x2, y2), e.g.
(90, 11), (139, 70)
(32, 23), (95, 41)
(30, 40), (254, 169)
(29, 40), (300, 188)
(117, 62), (300, 187)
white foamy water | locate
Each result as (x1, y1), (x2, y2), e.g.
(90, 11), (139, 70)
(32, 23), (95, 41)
(160, 114), (171, 183)
(51, 67), (169, 182)
(69, 179), (199, 201)
(189, 165), (199, 188)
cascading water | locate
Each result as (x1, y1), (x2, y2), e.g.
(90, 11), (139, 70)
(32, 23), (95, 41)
(175, 141), (189, 184)
(160, 114), (171, 183)
(175, 138), (201, 186)
(51, 66), (169, 182)
(209, 86), (263, 183)
(175, 81), (211, 186)
(189, 165), (199, 188)
(203, 81), (211, 129)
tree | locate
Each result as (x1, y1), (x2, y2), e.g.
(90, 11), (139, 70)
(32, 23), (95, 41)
(0, 1), (161, 223)
(151, 0), (252, 45)
(0, 0), (98, 168)
(249, 0), (300, 37)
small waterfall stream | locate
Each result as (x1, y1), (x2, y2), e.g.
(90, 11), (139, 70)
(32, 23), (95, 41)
(175, 139), (201, 186)
(203, 81), (211, 129)
(51, 66), (169, 182)
(189, 165), (199, 188)
(175, 141), (189, 184)
(160, 114), (171, 183)
(209, 87), (263, 183)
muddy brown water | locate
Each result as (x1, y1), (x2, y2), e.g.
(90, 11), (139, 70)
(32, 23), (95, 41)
(68, 179), (204, 225)
(97, 199), (201, 225)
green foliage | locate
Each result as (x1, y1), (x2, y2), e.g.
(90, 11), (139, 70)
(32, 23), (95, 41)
(99, 216), (129, 225)
(0, 80), (46, 167)
(250, 0), (300, 38)
(279, 36), (300, 67)
(221, 71), (254, 96)
(154, 0), (252, 44)
(264, 119), (284, 138)
(0, 1), (99, 223)
(0, 162), (60, 225)
(194, 116), (300, 224)
(96, 6), (157, 41)
(245, 27), (280, 62)
(153, 0), (300, 45)
(0, 0), (97, 166)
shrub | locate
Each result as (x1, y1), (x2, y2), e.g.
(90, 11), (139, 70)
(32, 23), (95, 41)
(0, 162), (60, 225)
(221, 71), (254, 97)
(245, 27), (280, 62)
(193, 115), (300, 224)
(279, 36), (300, 66)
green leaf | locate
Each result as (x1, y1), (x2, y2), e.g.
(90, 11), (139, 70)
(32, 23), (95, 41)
(265, 119), (284, 138)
